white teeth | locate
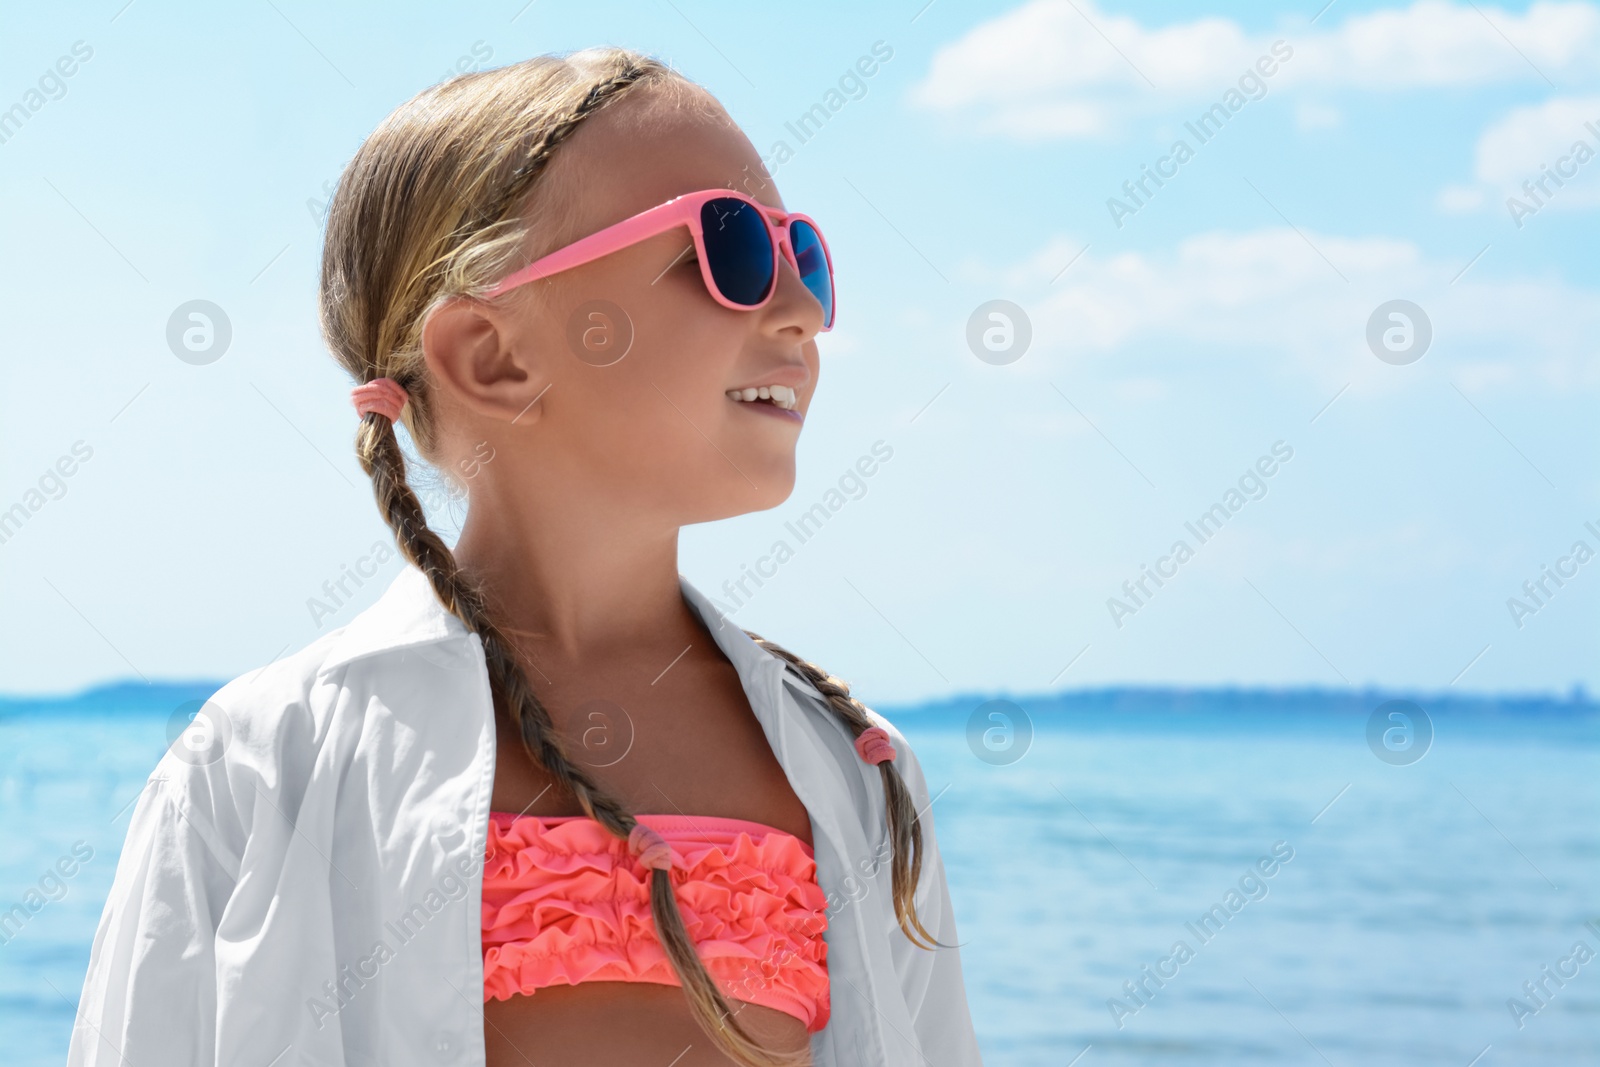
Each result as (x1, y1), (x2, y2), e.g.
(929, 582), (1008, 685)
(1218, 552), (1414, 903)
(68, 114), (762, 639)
(727, 383), (798, 410)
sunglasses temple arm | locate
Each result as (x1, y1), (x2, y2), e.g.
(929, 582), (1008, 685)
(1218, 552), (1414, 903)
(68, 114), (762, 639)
(484, 200), (701, 298)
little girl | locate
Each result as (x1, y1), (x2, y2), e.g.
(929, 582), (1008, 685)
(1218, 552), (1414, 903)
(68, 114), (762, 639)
(68, 47), (982, 1067)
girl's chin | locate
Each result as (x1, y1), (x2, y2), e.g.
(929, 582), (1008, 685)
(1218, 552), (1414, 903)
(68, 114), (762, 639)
(734, 464), (798, 509)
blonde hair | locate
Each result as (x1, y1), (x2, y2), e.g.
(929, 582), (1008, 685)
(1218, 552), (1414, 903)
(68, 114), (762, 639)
(317, 47), (946, 1067)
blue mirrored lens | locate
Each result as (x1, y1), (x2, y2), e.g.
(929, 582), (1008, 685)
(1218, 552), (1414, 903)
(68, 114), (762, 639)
(700, 198), (775, 306)
(789, 220), (834, 328)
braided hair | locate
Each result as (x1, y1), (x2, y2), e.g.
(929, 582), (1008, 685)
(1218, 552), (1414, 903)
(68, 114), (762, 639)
(318, 48), (946, 1067)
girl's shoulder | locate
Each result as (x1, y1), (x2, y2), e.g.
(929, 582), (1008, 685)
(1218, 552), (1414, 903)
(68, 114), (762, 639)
(167, 567), (480, 801)
(148, 626), (356, 853)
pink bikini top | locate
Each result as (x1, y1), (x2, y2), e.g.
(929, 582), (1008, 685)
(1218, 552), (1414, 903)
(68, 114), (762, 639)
(481, 810), (832, 1033)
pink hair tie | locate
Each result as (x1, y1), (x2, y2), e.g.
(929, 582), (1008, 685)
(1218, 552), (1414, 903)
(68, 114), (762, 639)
(855, 726), (896, 765)
(628, 822), (674, 871)
(351, 377), (409, 422)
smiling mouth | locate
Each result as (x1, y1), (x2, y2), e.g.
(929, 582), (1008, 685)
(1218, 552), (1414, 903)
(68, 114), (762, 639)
(725, 384), (799, 411)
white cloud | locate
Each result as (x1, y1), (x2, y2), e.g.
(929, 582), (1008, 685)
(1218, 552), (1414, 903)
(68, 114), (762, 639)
(1474, 96), (1600, 182)
(911, 0), (1600, 138)
(1431, 95), (1600, 219)
(1475, 96), (1600, 214)
(997, 228), (1600, 393)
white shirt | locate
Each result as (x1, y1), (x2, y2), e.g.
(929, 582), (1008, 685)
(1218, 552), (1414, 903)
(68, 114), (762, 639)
(68, 562), (984, 1066)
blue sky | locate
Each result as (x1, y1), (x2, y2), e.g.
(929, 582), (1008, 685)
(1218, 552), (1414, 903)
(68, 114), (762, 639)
(1, 0), (1595, 704)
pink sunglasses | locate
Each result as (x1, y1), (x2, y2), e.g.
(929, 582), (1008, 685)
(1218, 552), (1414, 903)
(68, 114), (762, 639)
(481, 188), (836, 330)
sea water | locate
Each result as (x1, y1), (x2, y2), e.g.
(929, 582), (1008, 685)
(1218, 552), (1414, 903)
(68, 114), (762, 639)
(1, 694), (1595, 1065)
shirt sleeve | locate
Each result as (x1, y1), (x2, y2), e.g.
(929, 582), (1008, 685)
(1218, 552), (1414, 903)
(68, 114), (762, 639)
(67, 759), (239, 1067)
(869, 712), (986, 1066)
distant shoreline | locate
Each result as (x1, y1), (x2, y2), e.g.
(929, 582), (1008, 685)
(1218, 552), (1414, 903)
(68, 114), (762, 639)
(4, 679), (1594, 728)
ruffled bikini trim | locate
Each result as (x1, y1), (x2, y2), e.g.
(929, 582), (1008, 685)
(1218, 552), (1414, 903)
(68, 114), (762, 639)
(481, 812), (831, 1033)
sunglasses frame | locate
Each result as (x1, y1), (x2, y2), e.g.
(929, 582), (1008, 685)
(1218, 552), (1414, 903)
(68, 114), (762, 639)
(480, 187), (836, 331)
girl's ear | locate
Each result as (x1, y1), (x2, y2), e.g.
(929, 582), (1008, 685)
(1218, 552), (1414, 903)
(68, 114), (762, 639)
(421, 295), (548, 426)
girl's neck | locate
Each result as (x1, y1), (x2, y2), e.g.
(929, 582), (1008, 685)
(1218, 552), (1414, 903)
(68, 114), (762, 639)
(451, 507), (699, 665)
